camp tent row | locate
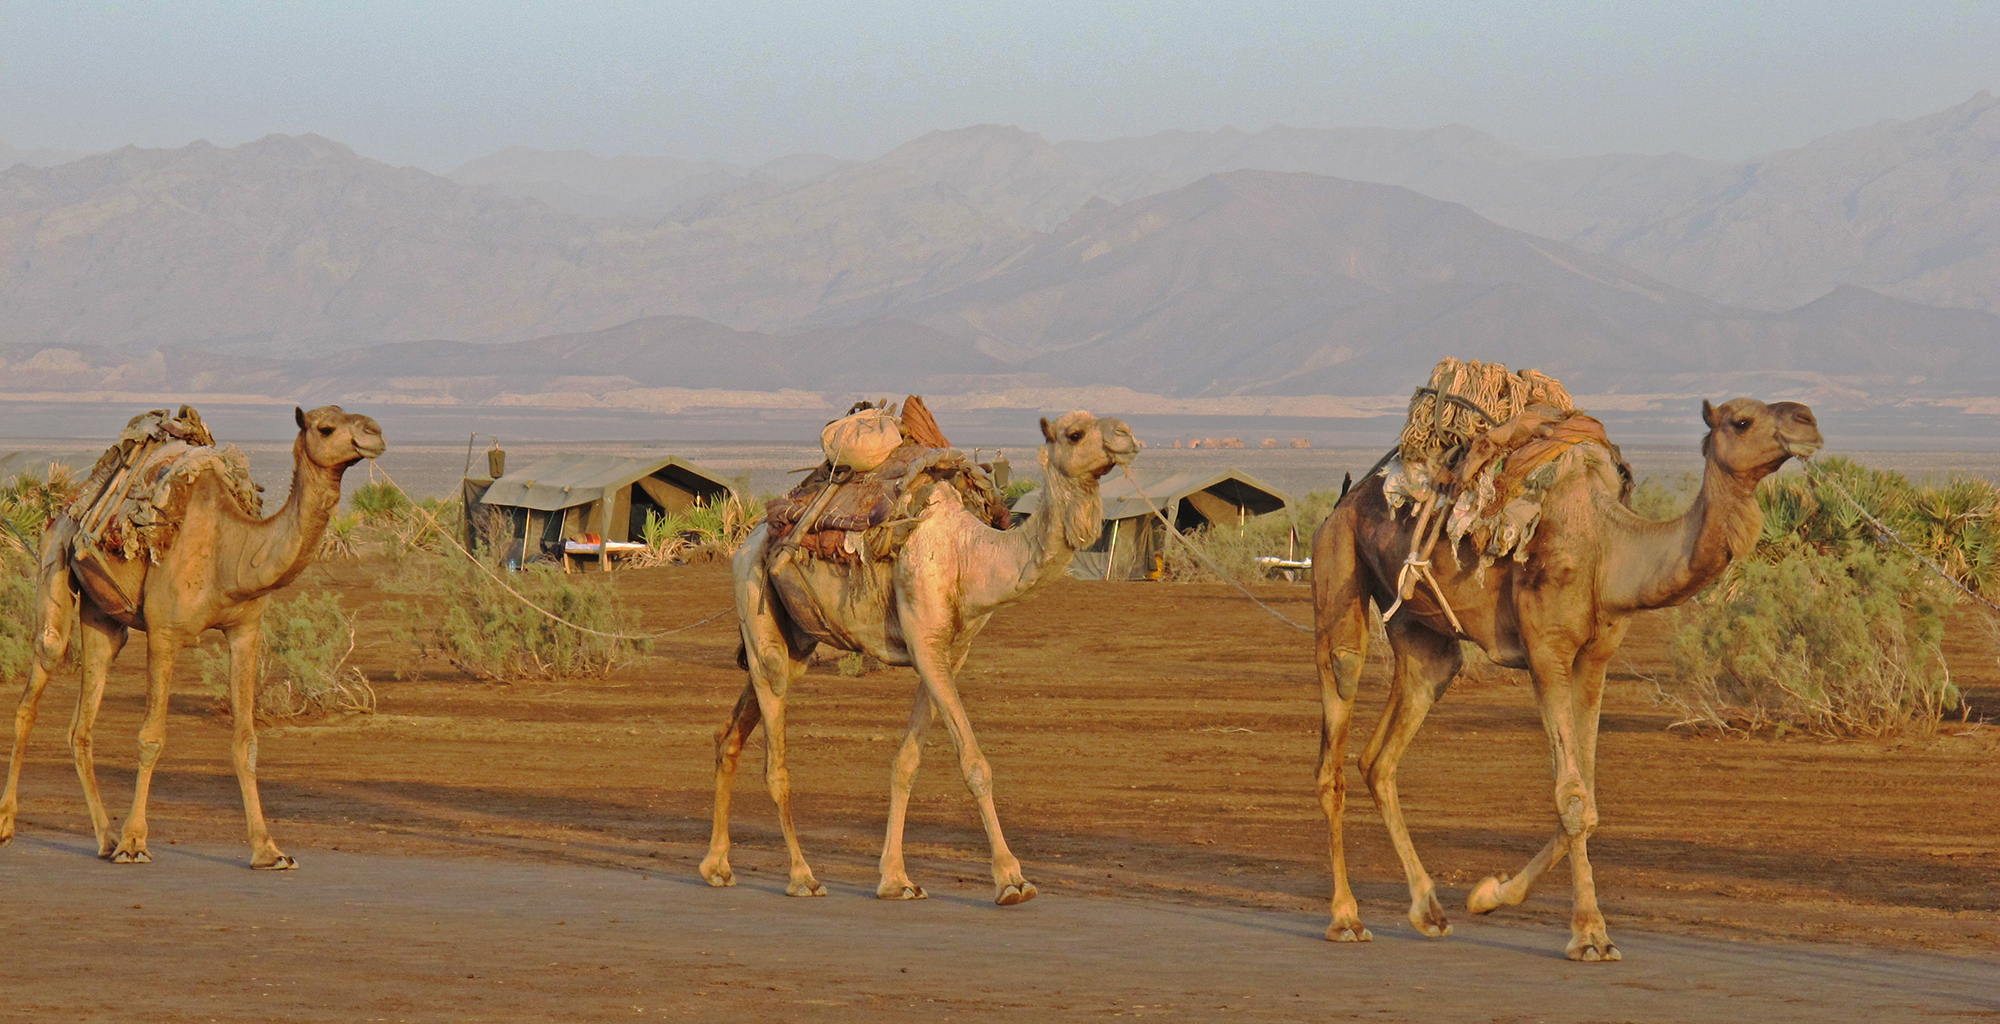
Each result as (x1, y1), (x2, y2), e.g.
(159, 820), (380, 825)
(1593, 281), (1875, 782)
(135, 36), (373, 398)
(464, 453), (736, 568)
(1011, 468), (1292, 580)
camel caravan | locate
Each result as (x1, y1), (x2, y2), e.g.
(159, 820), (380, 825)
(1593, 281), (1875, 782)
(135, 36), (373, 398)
(0, 364), (1825, 963)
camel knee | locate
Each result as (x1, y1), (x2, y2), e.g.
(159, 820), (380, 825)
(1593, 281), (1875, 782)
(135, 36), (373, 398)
(1329, 649), (1366, 701)
(960, 757), (993, 801)
(135, 738), (164, 769)
(1554, 778), (1597, 836)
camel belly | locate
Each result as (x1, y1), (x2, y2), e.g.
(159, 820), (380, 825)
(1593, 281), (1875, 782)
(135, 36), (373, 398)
(768, 557), (912, 666)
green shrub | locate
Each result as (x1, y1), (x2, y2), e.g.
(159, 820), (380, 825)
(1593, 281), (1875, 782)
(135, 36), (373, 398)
(1629, 472), (1699, 520)
(0, 547), (38, 683)
(349, 480), (411, 521)
(391, 553), (648, 682)
(191, 592), (375, 718)
(1653, 456), (1988, 736)
(1660, 545), (1954, 736)
(319, 511), (362, 560)
(2, 463), (81, 551)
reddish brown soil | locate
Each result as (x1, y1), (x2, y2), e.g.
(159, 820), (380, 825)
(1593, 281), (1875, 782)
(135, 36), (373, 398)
(4, 557), (1998, 1020)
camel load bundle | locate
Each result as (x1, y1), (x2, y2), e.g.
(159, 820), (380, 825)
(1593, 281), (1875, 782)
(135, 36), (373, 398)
(1379, 360), (1630, 623)
(64, 406), (263, 614)
(764, 395), (1011, 564)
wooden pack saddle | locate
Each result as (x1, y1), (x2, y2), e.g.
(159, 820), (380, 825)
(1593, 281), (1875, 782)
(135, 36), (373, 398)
(764, 396), (1011, 563)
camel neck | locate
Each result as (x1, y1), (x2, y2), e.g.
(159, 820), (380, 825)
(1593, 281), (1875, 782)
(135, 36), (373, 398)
(1609, 453), (1763, 611)
(981, 457), (1106, 606)
(239, 437), (345, 595)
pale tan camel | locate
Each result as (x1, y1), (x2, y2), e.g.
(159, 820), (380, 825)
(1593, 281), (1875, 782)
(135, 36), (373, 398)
(700, 410), (1137, 905)
(1311, 398), (1820, 961)
(0, 406), (385, 868)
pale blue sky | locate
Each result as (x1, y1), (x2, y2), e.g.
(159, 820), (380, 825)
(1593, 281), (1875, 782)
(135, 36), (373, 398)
(3, 0), (1996, 169)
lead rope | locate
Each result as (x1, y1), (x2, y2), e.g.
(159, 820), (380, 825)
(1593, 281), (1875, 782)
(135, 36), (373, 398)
(1801, 458), (2000, 618)
(363, 460), (738, 641)
(1118, 465), (1314, 634)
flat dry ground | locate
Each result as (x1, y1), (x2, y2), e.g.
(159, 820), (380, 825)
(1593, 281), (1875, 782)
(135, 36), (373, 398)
(3, 557), (1998, 1022)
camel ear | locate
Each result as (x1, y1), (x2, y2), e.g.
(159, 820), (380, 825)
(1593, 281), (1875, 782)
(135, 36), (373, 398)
(1040, 417), (1056, 443)
(295, 406), (307, 430)
(1701, 400), (1718, 429)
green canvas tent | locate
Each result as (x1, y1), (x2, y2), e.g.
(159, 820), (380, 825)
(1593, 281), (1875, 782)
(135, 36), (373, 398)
(465, 453), (735, 568)
(1010, 467), (1291, 580)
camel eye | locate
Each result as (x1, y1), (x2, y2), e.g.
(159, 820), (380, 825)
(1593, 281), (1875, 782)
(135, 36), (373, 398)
(318, 426), (334, 436)
(1733, 418), (1751, 432)
(1067, 430), (1085, 443)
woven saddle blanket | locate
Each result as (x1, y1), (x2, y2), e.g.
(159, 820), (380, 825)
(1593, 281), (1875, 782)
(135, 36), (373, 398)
(764, 396), (1010, 564)
(1383, 361), (1630, 570)
(67, 406), (264, 563)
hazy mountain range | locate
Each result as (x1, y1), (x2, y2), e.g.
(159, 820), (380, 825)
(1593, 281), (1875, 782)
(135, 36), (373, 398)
(1, 93), (1997, 414)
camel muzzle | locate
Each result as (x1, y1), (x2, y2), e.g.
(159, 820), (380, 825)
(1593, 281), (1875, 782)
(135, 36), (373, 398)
(1100, 419), (1138, 464)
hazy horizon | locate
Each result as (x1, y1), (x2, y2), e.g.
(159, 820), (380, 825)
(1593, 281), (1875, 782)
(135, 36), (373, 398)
(4, 1), (1996, 171)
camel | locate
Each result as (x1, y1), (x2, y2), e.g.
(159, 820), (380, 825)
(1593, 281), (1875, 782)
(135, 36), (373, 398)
(1311, 398), (1820, 961)
(0, 405), (385, 869)
(700, 410), (1137, 905)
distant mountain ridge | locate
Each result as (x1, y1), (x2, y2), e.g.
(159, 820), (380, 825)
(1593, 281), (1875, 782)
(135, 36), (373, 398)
(3, 96), (1999, 411)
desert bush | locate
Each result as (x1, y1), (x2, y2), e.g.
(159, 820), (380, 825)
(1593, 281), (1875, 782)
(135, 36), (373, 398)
(319, 511), (362, 560)
(1628, 472), (1699, 520)
(390, 552), (647, 682)
(634, 494), (755, 565)
(1659, 546), (1953, 736)
(1002, 478), (1039, 505)
(1653, 456), (1980, 736)
(191, 592), (375, 718)
(349, 480), (411, 521)
(0, 546), (39, 683)
(1, 463), (81, 552)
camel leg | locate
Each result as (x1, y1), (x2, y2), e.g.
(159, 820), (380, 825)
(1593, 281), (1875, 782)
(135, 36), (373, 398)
(225, 618), (294, 869)
(746, 654), (820, 897)
(1518, 630), (1620, 962)
(1562, 628), (1622, 960)
(1311, 508), (1374, 941)
(70, 605), (126, 858)
(876, 683), (935, 900)
(904, 635), (1031, 906)
(1469, 623), (1629, 920)
(0, 551), (80, 845)
(1360, 616), (1461, 938)
(111, 628), (181, 864)
(698, 682), (761, 887)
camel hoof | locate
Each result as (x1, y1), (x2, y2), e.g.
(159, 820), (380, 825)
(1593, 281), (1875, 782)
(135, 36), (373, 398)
(995, 881), (1037, 906)
(1568, 943), (1620, 963)
(253, 855), (297, 871)
(878, 885), (927, 900)
(1467, 874), (1509, 915)
(1410, 895), (1453, 938)
(698, 857), (735, 887)
(785, 879), (828, 897)
(110, 847), (151, 865)
(1326, 924), (1373, 943)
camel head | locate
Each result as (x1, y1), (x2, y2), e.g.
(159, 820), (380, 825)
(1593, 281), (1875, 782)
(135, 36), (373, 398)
(1038, 410), (1138, 483)
(294, 405), (387, 469)
(1701, 398), (1822, 480)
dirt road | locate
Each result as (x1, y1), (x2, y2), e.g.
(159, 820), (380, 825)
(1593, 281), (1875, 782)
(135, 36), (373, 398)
(5, 833), (1995, 1023)
(2, 559), (1997, 1021)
